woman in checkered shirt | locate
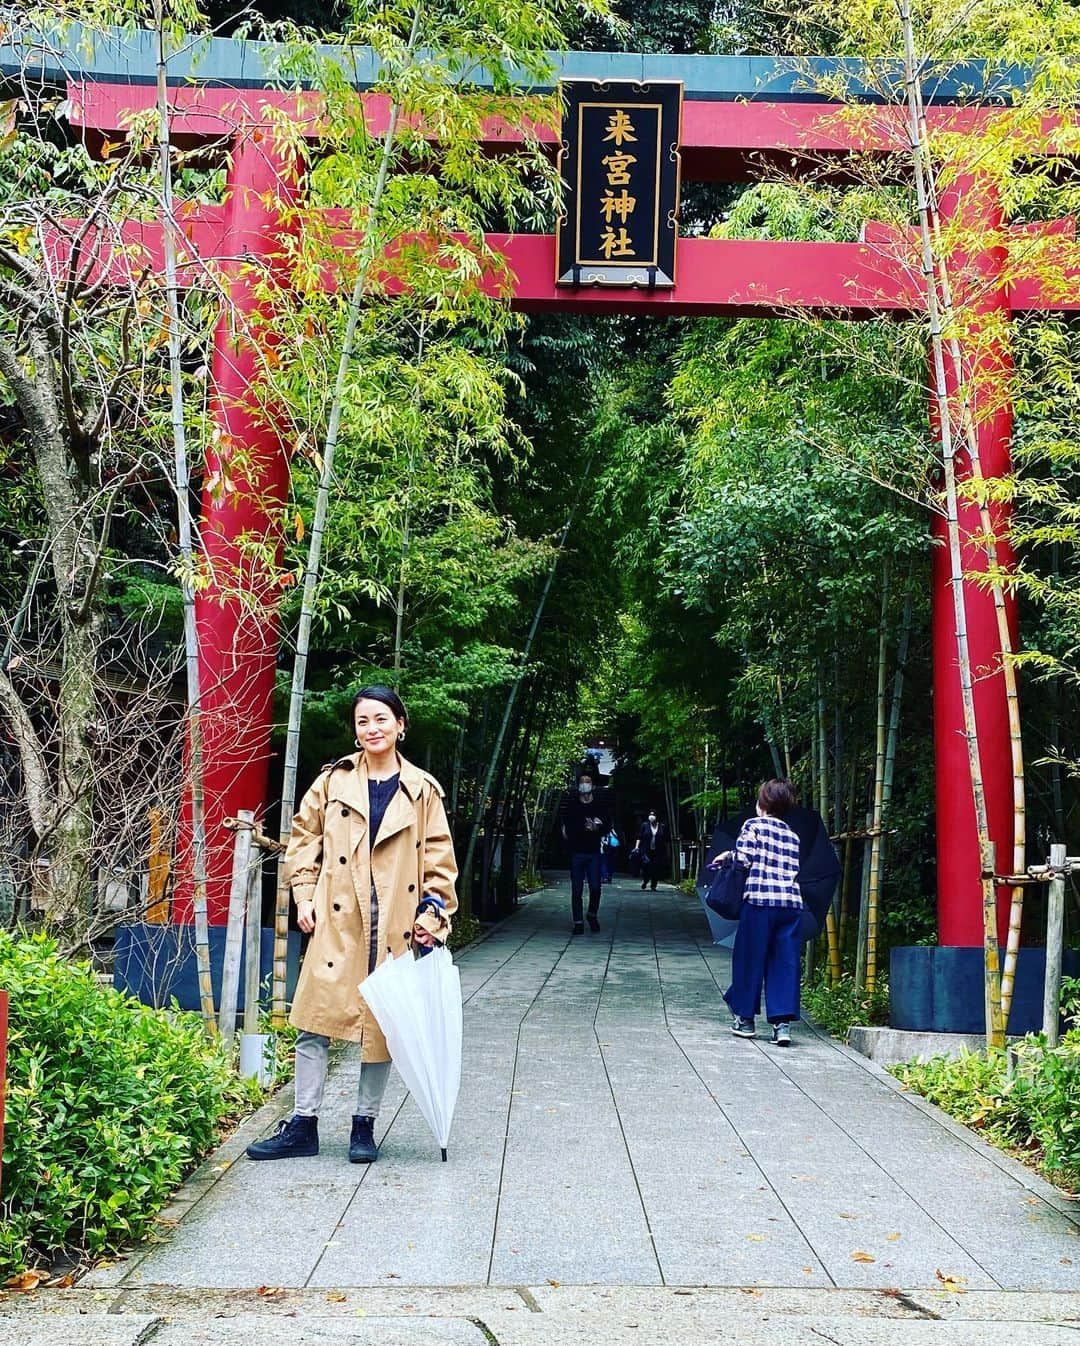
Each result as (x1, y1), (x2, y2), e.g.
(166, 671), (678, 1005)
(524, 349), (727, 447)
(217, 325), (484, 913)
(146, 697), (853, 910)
(715, 779), (803, 1047)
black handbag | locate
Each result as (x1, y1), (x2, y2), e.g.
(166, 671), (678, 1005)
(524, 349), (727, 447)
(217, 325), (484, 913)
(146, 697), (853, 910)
(704, 857), (747, 921)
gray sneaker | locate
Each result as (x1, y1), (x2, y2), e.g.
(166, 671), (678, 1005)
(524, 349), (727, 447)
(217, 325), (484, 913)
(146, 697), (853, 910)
(730, 1016), (756, 1038)
(771, 1022), (791, 1047)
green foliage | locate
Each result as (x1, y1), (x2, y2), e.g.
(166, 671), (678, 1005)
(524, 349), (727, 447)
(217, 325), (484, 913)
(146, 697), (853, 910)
(0, 934), (237, 1275)
(803, 971), (890, 1039)
(892, 1032), (1080, 1189)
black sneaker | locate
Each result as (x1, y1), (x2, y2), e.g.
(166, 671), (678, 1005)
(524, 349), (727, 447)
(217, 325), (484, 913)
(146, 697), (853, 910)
(730, 1016), (756, 1039)
(246, 1114), (319, 1160)
(771, 1022), (792, 1047)
(572, 922), (585, 935)
(587, 913), (600, 932)
(349, 1114), (378, 1163)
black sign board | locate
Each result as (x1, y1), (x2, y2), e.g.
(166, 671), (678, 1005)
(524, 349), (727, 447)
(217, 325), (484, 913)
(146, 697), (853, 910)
(556, 79), (683, 288)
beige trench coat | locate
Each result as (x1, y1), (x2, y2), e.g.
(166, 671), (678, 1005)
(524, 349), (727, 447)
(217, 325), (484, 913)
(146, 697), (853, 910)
(285, 752), (458, 1060)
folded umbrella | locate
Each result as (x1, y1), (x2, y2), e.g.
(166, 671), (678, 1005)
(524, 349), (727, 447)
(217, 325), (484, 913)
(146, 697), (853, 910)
(358, 946), (462, 1161)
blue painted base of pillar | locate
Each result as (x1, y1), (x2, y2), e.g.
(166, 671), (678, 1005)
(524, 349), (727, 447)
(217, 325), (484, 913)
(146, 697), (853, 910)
(112, 922), (301, 1015)
(890, 944), (1079, 1035)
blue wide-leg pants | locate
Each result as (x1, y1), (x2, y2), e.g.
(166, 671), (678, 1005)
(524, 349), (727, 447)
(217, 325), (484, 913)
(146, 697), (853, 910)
(725, 904), (803, 1024)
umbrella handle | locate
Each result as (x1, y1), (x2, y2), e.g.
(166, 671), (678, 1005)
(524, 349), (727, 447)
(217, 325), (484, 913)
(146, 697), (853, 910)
(441, 1147), (448, 1162)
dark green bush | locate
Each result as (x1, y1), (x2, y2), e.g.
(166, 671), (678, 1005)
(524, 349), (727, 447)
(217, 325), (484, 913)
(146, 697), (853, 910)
(0, 933), (236, 1276)
(803, 971), (890, 1039)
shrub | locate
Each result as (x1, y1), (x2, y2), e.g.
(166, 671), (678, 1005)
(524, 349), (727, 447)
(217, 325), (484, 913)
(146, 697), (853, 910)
(803, 971), (890, 1039)
(892, 1030), (1080, 1189)
(0, 933), (236, 1276)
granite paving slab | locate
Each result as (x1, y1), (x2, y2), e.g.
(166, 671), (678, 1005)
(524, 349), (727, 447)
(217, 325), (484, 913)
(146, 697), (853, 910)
(117, 881), (1080, 1294)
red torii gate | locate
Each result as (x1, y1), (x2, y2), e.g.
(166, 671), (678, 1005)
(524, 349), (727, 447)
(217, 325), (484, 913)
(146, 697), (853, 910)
(56, 47), (1080, 961)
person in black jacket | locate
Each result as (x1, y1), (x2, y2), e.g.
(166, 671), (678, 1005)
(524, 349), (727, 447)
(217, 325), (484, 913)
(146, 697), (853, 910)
(560, 770), (611, 934)
(632, 810), (668, 891)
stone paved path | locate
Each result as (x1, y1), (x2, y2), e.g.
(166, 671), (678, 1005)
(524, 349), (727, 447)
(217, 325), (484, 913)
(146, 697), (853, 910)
(92, 880), (1080, 1294)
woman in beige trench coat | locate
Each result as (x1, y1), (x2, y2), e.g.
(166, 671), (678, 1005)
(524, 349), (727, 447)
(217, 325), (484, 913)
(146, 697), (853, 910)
(247, 686), (458, 1165)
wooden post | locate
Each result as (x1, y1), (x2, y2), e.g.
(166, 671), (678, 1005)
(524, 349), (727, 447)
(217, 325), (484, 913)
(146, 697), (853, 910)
(1043, 843), (1067, 1047)
(146, 806), (170, 923)
(219, 810), (254, 1044)
(244, 853), (262, 1036)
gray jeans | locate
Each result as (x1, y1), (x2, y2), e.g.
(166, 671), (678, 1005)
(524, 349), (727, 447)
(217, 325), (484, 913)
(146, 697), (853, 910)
(294, 1031), (391, 1119)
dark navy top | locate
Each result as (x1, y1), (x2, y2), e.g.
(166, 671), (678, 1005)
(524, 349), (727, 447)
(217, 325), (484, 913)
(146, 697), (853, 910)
(368, 773), (400, 848)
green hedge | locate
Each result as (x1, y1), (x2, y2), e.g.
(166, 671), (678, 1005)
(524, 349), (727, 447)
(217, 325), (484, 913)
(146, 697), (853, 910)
(0, 933), (237, 1276)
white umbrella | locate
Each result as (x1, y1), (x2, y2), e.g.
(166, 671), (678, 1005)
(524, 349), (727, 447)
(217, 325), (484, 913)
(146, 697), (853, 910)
(358, 946), (462, 1161)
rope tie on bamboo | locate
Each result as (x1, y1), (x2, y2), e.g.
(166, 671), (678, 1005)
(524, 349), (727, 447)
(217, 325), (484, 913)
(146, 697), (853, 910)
(222, 816), (284, 854)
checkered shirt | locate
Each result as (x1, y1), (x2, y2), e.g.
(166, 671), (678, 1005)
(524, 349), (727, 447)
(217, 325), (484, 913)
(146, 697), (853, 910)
(734, 815), (802, 908)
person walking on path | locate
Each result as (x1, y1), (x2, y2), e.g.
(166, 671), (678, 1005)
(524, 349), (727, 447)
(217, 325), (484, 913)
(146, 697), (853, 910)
(714, 778), (802, 1046)
(560, 769), (611, 934)
(247, 686), (457, 1165)
(632, 810), (668, 891)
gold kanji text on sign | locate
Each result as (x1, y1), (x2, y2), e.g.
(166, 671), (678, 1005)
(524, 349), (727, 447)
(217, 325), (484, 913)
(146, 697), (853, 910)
(599, 227), (635, 259)
(600, 189), (636, 224)
(603, 109), (638, 146)
(601, 152), (636, 186)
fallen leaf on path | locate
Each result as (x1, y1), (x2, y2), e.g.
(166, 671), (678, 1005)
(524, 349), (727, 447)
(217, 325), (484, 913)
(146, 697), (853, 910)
(935, 1270), (967, 1292)
(547, 1279), (560, 1287)
(326, 1292), (347, 1303)
(803, 1267), (814, 1275)
(851, 1251), (876, 1263)
(5, 1271), (48, 1291)
(257, 1286), (283, 1297)
(1062, 1258), (1073, 1266)
(48, 1273), (76, 1288)
(838, 1212), (858, 1220)
(886, 1232), (902, 1243)
(746, 1234), (767, 1243)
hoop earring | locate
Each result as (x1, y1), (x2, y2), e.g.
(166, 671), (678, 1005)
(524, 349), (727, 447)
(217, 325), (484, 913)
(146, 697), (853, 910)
(398, 729), (406, 743)
(355, 738), (362, 750)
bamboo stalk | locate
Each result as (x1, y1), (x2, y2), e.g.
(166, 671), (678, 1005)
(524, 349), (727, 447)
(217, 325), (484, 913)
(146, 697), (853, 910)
(270, 7), (424, 1026)
(900, 0), (1005, 1048)
(837, 757), (858, 955)
(818, 675), (841, 984)
(865, 572), (889, 995)
(855, 800), (874, 993)
(910, 72), (1026, 1027)
(153, 0), (214, 1030)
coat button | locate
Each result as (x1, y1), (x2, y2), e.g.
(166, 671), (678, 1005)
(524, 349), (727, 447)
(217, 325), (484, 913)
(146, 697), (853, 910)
(339, 856), (347, 864)
(341, 807), (349, 817)
(327, 960), (334, 968)
(415, 840), (421, 849)
(408, 884), (415, 892)
(333, 903), (341, 912)
(403, 930), (411, 939)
